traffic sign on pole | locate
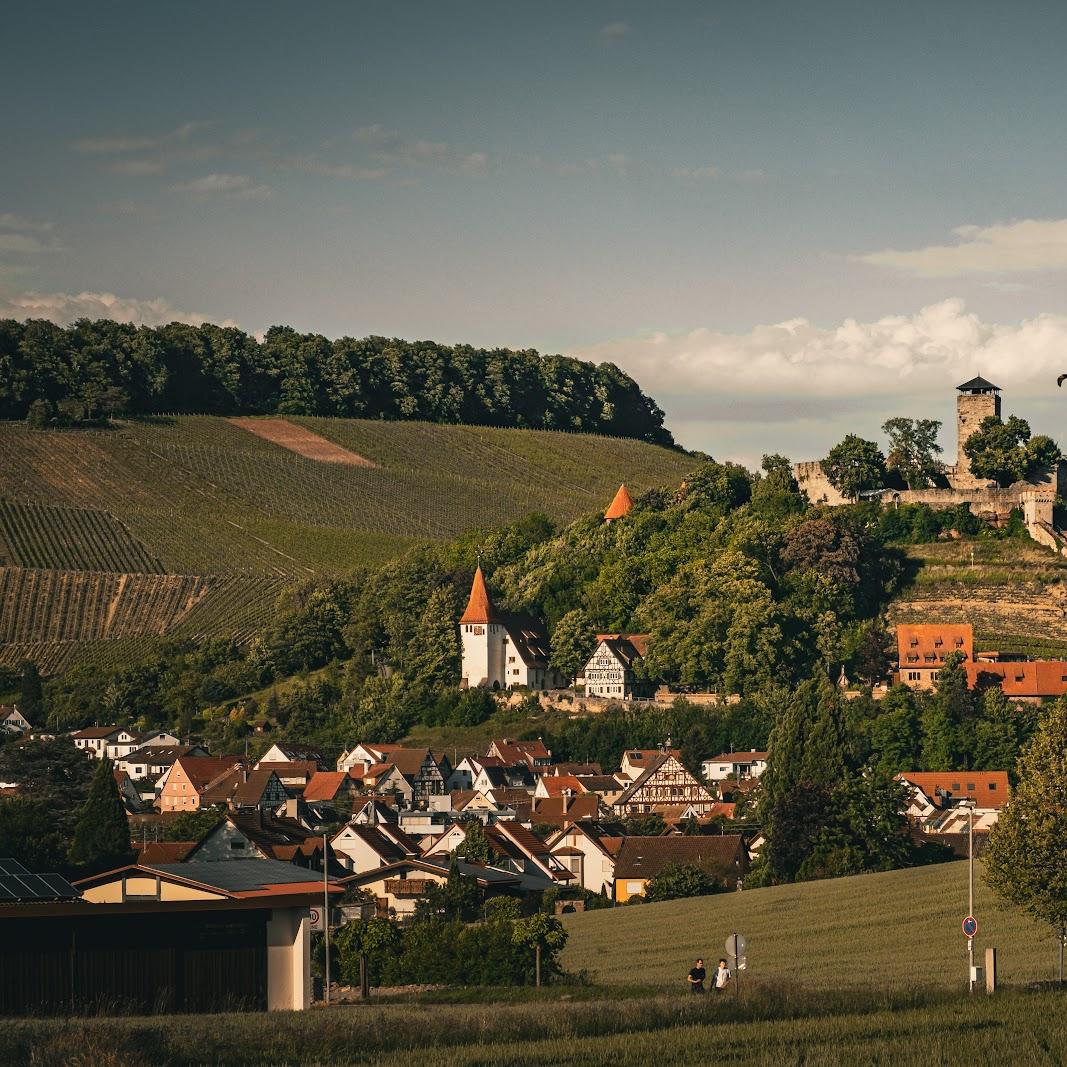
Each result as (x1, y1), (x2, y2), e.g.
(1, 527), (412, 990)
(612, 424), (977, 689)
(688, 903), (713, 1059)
(726, 933), (746, 959)
(962, 915), (978, 939)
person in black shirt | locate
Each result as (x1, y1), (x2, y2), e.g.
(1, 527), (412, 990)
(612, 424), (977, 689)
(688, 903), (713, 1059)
(687, 958), (706, 993)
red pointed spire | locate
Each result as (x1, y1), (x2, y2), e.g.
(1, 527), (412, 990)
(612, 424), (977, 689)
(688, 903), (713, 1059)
(460, 565), (498, 624)
(604, 483), (634, 520)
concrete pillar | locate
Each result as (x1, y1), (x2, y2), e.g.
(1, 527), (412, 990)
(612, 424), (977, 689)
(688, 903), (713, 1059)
(266, 907), (311, 1010)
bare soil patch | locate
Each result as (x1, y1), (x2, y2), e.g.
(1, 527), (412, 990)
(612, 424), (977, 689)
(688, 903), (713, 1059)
(229, 417), (377, 467)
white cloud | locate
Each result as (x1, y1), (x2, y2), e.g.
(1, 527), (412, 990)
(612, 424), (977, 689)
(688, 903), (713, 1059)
(600, 21), (631, 38)
(71, 122), (205, 155)
(577, 299), (1067, 399)
(859, 218), (1067, 277)
(169, 173), (272, 200)
(575, 299), (1067, 456)
(349, 125), (493, 176)
(0, 289), (237, 328)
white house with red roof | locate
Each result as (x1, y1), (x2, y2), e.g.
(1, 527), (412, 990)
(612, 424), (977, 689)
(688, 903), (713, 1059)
(701, 750), (768, 784)
(459, 566), (563, 691)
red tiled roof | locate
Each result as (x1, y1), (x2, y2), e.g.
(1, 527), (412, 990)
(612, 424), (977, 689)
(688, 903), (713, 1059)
(613, 835), (745, 881)
(594, 634), (649, 662)
(604, 484), (634, 520)
(460, 566), (498, 625)
(966, 661), (1067, 698)
(540, 775), (586, 797)
(138, 841), (196, 864)
(174, 756), (245, 791)
(302, 771), (352, 802)
(705, 751), (768, 763)
(896, 624), (973, 667)
(896, 771), (1010, 809)
(73, 726), (122, 739)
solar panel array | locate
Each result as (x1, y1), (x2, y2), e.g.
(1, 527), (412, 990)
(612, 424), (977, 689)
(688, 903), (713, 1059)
(0, 858), (79, 902)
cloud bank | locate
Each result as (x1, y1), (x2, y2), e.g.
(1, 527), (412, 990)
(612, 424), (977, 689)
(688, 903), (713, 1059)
(859, 218), (1067, 276)
(0, 290), (235, 328)
(575, 299), (1067, 459)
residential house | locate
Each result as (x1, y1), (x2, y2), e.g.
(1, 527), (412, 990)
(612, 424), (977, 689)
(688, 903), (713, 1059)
(258, 743), (325, 768)
(350, 798), (399, 825)
(72, 726), (127, 759)
(338, 742), (403, 770)
(112, 768), (145, 814)
(613, 753), (716, 817)
(618, 748), (681, 782)
(534, 774), (586, 800)
(358, 763), (415, 806)
(486, 738), (553, 771)
(190, 811), (326, 868)
(574, 775), (626, 805)
(547, 822), (626, 895)
(582, 634), (654, 700)
(896, 771), (1009, 833)
(302, 771), (362, 806)
(254, 760), (319, 790)
(531, 793), (601, 828)
(106, 730), (181, 761)
(613, 835), (747, 902)
(0, 705), (31, 735)
(896, 624), (974, 689)
(701, 751), (768, 785)
(965, 661), (1067, 702)
(459, 566), (564, 691)
(201, 767), (289, 812)
(157, 756), (245, 812)
(341, 858), (520, 920)
(116, 744), (209, 783)
(330, 823), (420, 874)
(486, 822), (577, 889)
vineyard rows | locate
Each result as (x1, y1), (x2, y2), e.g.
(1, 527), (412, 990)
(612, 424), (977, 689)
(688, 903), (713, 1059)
(0, 417), (696, 576)
(0, 569), (290, 672)
(0, 637), (162, 676)
(0, 501), (163, 572)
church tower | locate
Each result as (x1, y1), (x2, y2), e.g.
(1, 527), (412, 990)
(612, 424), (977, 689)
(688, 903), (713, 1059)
(459, 566), (506, 689)
(955, 376), (1001, 481)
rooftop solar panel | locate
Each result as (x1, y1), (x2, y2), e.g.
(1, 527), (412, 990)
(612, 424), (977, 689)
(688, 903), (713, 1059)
(0, 859), (80, 902)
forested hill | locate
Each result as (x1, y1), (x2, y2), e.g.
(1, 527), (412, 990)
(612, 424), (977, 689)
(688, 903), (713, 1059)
(0, 319), (673, 446)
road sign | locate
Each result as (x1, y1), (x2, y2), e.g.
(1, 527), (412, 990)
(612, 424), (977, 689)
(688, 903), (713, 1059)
(726, 933), (746, 959)
(962, 915), (978, 939)
(310, 906), (324, 932)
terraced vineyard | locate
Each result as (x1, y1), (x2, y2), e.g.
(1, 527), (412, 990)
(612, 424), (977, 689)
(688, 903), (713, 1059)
(0, 415), (695, 673)
(890, 539), (1067, 658)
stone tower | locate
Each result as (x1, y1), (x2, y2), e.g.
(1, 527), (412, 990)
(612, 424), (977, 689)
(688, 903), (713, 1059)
(956, 375), (1001, 480)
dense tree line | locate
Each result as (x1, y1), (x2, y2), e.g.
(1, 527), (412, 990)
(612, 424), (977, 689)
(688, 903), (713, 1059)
(0, 318), (673, 445)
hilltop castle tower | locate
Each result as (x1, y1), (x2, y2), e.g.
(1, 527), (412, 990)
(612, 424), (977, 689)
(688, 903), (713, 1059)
(955, 375), (1001, 483)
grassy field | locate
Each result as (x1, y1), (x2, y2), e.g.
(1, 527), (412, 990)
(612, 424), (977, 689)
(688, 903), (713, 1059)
(0, 415), (694, 672)
(562, 860), (1058, 989)
(4, 865), (1066, 1065)
(4, 984), (1066, 1066)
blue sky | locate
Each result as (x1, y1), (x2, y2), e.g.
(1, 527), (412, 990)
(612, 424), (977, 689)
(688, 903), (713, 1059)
(4, 2), (1067, 460)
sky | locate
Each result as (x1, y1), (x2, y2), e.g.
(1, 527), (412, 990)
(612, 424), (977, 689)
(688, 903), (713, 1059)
(4, 1), (1067, 462)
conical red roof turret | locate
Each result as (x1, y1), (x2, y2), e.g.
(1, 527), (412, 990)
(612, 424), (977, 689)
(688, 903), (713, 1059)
(604, 483), (634, 520)
(460, 565), (499, 624)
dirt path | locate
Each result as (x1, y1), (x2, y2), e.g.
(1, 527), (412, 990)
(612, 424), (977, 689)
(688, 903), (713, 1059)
(228, 417), (377, 467)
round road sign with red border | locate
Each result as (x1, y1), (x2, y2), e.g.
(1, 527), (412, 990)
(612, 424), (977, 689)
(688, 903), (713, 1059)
(962, 915), (978, 938)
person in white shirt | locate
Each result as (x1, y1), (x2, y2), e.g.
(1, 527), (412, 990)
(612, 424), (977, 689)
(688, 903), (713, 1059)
(712, 958), (731, 991)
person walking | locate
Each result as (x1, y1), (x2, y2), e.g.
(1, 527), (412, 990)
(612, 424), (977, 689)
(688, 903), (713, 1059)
(686, 958), (706, 993)
(712, 958), (731, 992)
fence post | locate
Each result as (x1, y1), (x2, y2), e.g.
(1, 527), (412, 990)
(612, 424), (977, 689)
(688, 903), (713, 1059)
(984, 947), (996, 994)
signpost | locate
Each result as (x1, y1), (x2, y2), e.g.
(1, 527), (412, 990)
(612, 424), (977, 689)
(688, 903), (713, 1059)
(962, 915), (978, 939)
(726, 933), (746, 999)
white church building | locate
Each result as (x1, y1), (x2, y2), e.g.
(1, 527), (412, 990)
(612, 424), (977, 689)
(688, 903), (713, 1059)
(459, 567), (564, 691)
